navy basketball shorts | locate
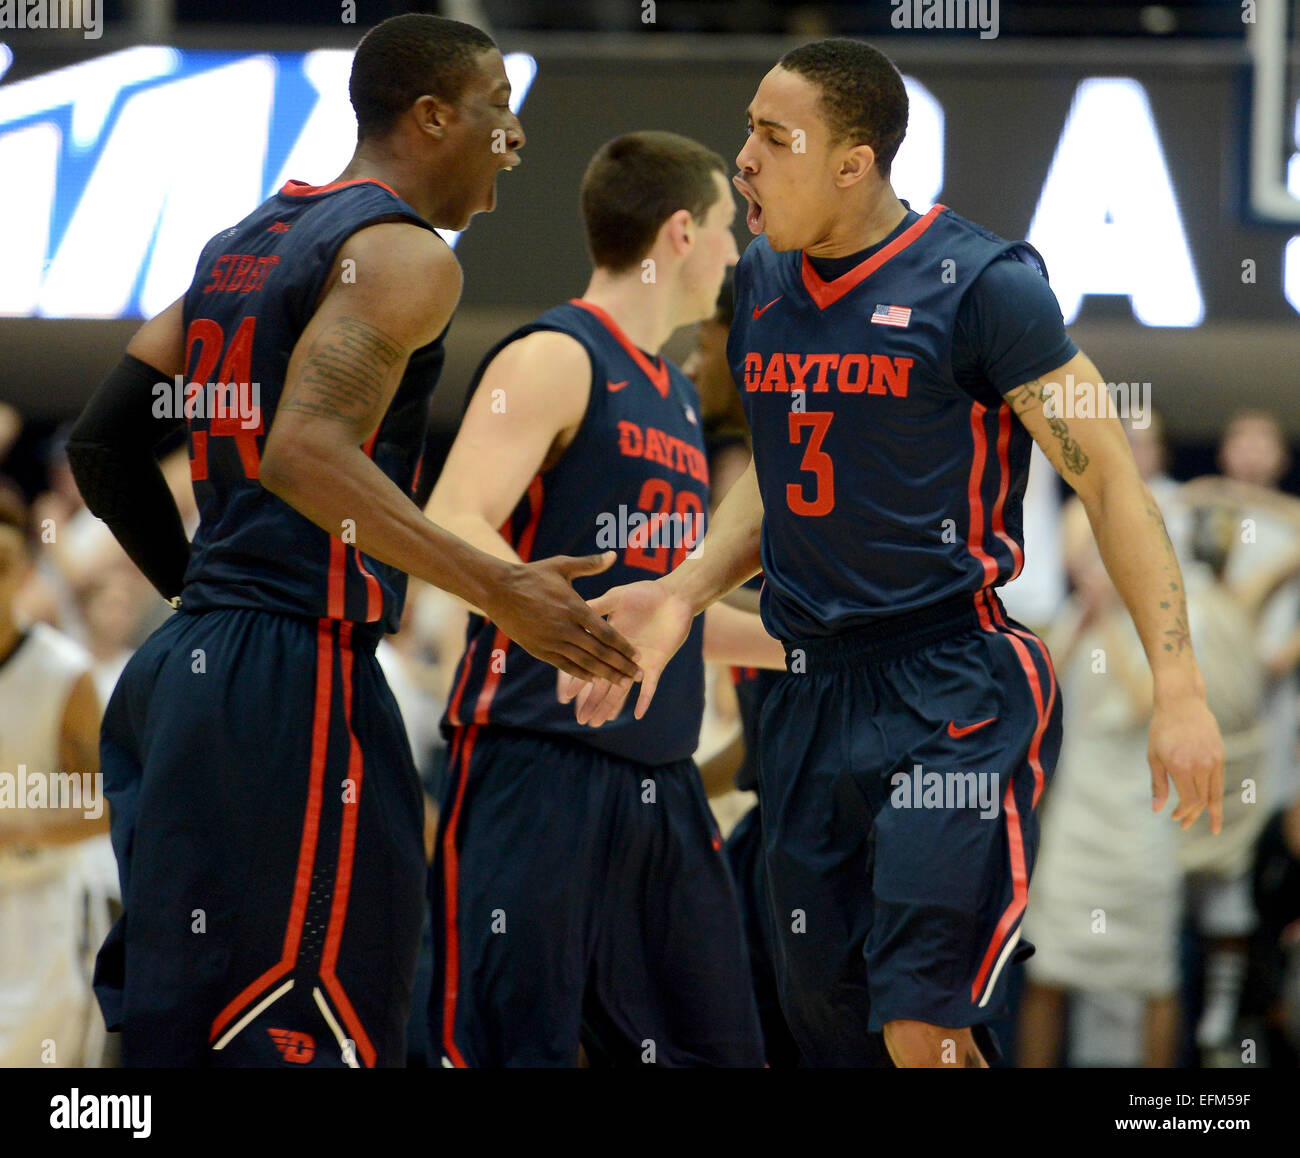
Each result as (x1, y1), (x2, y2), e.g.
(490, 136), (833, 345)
(757, 588), (1063, 1066)
(94, 608), (425, 1067)
(723, 803), (803, 1067)
(431, 726), (765, 1067)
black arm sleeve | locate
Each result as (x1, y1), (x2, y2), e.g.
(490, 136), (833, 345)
(65, 354), (190, 601)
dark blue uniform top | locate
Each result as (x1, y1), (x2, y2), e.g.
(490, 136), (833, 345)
(728, 204), (1075, 642)
(443, 300), (710, 766)
(179, 178), (444, 634)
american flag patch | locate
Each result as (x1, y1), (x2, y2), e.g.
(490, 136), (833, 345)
(871, 303), (911, 328)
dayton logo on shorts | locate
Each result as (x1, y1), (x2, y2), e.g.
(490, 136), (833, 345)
(268, 1028), (315, 1063)
(741, 352), (912, 396)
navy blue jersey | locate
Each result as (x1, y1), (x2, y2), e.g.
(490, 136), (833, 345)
(179, 178), (444, 633)
(443, 300), (709, 766)
(729, 204), (1065, 641)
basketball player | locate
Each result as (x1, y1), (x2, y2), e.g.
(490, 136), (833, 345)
(426, 132), (781, 1067)
(684, 276), (800, 1066)
(0, 489), (107, 1066)
(563, 39), (1225, 1068)
(65, 14), (638, 1067)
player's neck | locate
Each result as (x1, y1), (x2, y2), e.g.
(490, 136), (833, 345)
(333, 145), (442, 226)
(803, 187), (909, 259)
(579, 271), (679, 356)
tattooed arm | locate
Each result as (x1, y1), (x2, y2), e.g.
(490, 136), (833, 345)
(1005, 350), (1225, 833)
(261, 222), (639, 687)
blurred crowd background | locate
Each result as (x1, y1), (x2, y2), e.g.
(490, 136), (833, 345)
(2, 0), (1299, 1068)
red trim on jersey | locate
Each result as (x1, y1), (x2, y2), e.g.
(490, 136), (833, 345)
(440, 476), (546, 1064)
(965, 403), (1000, 586)
(446, 638), (477, 729)
(328, 537), (347, 620)
(985, 589), (1056, 807)
(990, 405), (1025, 581)
(569, 299), (670, 398)
(354, 428), (384, 622)
(970, 772), (1030, 1005)
(472, 475), (545, 724)
(279, 177), (400, 199)
(440, 725), (475, 1068)
(969, 588), (1057, 1004)
(318, 621), (377, 1068)
(209, 619), (334, 1042)
(799, 203), (946, 310)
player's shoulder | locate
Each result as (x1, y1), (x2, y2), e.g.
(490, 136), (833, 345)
(481, 312), (594, 387)
(937, 206), (1050, 279)
(494, 323), (590, 369)
(338, 217), (455, 268)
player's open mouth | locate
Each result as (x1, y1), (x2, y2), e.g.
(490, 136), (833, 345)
(734, 175), (764, 235)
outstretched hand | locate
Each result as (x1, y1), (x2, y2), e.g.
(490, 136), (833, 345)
(483, 551), (642, 687)
(557, 578), (695, 726)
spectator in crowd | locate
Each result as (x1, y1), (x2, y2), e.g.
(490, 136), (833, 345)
(0, 487), (108, 1066)
(1017, 498), (1183, 1068)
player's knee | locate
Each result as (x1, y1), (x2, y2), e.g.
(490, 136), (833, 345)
(882, 1019), (986, 1068)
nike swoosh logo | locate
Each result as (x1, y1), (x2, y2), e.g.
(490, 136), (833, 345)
(948, 716), (996, 739)
(752, 296), (782, 320)
(606, 379), (630, 392)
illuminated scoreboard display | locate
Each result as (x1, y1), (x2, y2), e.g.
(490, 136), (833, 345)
(0, 38), (1296, 328)
(0, 46), (537, 319)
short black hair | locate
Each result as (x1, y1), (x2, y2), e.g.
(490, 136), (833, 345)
(779, 39), (908, 178)
(580, 131), (728, 273)
(350, 14), (497, 141)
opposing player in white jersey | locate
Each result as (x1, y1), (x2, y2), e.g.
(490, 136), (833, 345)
(0, 489), (107, 1066)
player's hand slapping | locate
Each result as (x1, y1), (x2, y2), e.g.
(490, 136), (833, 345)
(556, 577), (695, 725)
(1148, 691), (1225, 833)
(482, 551), (644, 688)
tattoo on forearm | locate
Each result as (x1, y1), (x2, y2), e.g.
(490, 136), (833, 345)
(1144, 499), (1191, 653)
(282, 316), (406, 425)
(1005, 379), (1089, 475)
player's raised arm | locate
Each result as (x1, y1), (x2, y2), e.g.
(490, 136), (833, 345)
(426, 329), (594, 607)
(1005, 350), (1226, 833)
(262, 223), (638, 687)
(65, 296), (191, 602)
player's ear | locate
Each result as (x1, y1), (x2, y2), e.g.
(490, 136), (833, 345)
(836, 142), (877, 188)
(412, 94), (455, 141)
(661, 208), (694, 257)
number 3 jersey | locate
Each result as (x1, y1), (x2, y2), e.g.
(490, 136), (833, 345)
(443, 300), (710, 766)
(730, 204), (1059, 642)
(179, 178), (444, 633)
